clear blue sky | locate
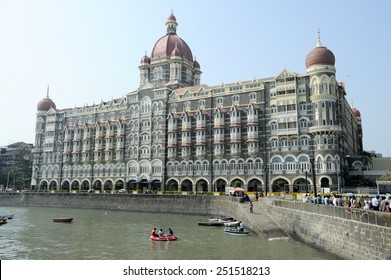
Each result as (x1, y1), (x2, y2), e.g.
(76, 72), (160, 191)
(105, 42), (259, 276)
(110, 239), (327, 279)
(1, 0), (390, 155)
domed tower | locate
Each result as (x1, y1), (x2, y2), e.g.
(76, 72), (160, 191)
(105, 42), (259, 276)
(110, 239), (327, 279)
(139, 52), (151, 86)
(138, 12), (201, 88)
(37, 87), (56, 112)
(307, 30), (341, 142)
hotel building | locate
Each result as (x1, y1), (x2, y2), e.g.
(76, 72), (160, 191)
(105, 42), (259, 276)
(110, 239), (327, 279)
(32, 13), (363, 194)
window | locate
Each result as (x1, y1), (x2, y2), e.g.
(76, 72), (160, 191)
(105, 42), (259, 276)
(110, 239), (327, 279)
(216, 97), (223, 106)
(270, 105), (277, 114)
(249, 92), (256, 100)
(232, 95), (240, 103)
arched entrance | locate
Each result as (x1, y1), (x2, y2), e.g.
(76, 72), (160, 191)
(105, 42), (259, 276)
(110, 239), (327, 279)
(71, 180), (80, 192)
(40, 181), (48, 192)
(321, 177), (330, 189)
(248, 178), (262, 192)
(272, 178), (289, 192)
(196, 179), (208, 193)
(231, 178), (244, 189)
(215, 179), (227, 193)
(293, 178), (309, 193)
(49, 180), (57, 191)
(127, 180), (137, 191)
(61, 181), (70, 192)
(81, 180), (90, 191)
(151, 180), (161, 191)
(104, 180), (114, 192)
(166, 179), (178, 191)
(93, 180), (102, 192)
(181, 179), (193, 192)
(115, 180), (124, 191)
(139, 179), (149, 192)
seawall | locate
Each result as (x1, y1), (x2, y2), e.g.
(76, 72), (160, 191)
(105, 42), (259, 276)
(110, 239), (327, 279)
(261, 198), (391, 260)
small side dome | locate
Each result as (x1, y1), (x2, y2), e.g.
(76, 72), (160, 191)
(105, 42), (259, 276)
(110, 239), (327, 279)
(37, 97), (56, 111)
(140, 54), (151, 64)
(352, 107), (361, 118)
(193, 59), (200, 69)
(167, 13), (176, 22)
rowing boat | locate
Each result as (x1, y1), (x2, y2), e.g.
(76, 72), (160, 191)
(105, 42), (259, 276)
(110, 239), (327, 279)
(198, 222), (224, 226)
(53, 218), (73, 223)
(150, 235), (177, 241)
(224, 221), (239, 227)
(224, 229), (249, 235)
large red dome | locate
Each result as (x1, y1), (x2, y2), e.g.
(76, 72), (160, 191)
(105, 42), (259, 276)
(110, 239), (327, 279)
(151, 13), (193, 62)
(305, 45), (335, 69)
(151, 34), (193, 61)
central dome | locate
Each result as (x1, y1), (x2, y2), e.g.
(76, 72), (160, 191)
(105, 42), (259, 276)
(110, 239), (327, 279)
(151, 13), (193, 62)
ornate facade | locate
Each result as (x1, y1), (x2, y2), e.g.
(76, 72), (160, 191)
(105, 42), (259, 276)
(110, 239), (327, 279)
(32, 14), (363, 194)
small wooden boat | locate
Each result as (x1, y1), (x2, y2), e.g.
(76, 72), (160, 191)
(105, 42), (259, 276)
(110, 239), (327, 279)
(224, 221), (240, 227)
(208, 216), (234, 222)
(0, 218), (7, 225)
(1, 215), (14, 219)
(53, 218), (73, 223)
(150, 235), (177, 241)
(224, 229), (249, 235)
(198, 222), (224, 226)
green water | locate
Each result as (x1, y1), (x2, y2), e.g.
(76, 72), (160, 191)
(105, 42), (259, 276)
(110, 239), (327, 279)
(0, 206), (337, 260)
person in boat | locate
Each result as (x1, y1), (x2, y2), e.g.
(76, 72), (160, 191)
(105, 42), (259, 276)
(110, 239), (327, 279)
(168, 228), (174, 236)
(158, 229), (164, 237)
(151, 228), (158, 237)
(239, 221), (244, 232)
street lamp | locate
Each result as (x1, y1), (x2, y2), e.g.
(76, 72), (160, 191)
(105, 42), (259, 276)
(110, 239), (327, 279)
(301, 167), (309, 193)
(264, 165), (269, 197)
(310, 157), (317, 196)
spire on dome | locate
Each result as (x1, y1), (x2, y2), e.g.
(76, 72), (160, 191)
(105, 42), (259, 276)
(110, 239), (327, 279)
(166, 11), (178, 34)
(317, 27), (322, 47)
(47, 85), (50, 98)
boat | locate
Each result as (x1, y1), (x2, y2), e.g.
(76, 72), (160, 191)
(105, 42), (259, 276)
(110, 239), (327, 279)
(53, 218), (73, 223)
(0, 218), (7, 225)
(208, 216), (234, 222)
(1, 215), (14, 219)
(150, 235), (177, 241)
(224, 221), (240, 227)
(198, 222), (224, 226)
(224, 229), (249, 235)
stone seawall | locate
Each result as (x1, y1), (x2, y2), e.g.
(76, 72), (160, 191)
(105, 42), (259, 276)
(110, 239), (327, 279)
(0, 193), (229, 215)
(262, 199), (391, 260)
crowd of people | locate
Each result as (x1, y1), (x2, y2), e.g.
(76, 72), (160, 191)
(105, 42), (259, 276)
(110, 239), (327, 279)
(303, 193), (390, 212)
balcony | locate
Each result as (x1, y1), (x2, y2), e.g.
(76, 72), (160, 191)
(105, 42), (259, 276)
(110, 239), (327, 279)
(247, 116), (258, 124)
(214, 119), (224, 128)
(214, 149), (224, 158)
(196, 148), (206, 159)
(213, 135), (224, 144)
(248, 147), (259, 156)
(168, 123), (177, 132)
(83, 133), (91, 140)
(231, 147), (241, 157)
(181, 123), (191, 131)
(309, 125), (342, 134)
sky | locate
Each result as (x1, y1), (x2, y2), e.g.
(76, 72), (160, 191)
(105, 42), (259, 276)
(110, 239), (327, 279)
(1, 0), (390, 155)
